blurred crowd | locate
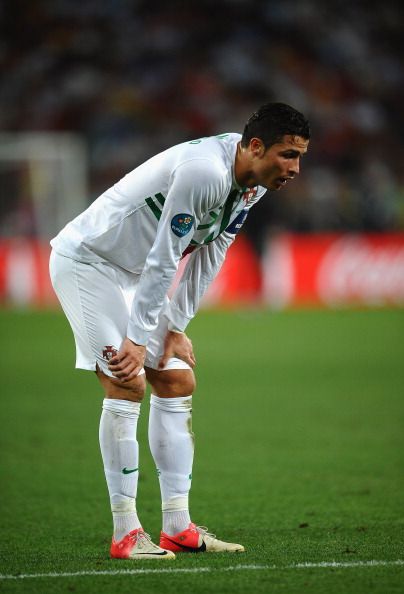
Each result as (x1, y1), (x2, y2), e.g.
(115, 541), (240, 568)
(1, 0), (404, 248)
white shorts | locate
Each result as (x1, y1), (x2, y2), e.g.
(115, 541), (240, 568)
(49, 250), (191, 377)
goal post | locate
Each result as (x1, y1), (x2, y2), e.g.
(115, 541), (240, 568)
(0, 132), (88, 240)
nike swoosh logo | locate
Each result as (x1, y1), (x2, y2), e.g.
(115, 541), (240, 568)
(122, 467), (138, 474)
(163, 535), (207, 553)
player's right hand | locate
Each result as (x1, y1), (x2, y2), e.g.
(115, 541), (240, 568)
(108, 337), (146, 382)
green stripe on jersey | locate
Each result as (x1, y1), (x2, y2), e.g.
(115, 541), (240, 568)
(145, 193), (167, 221)
(191, 190), (240, 247)
(218, 189), (239, 234)
(145, 188), (239, 241)
(197, 210), (219, 230)
(145, 197), (162, 220)
(155, 192), (166, 206)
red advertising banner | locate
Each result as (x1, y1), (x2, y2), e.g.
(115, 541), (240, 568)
(0, 239), (57, 306)
(263, 233), (404, 308)
(202, 234), (262, 305)
(1, 234), (404, 308)
(0, 234), (262, 308)
(171, 233), (262, 306)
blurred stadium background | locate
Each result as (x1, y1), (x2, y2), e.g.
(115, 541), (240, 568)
(1, 3), (404, 591)
(0, 0), (403, 306)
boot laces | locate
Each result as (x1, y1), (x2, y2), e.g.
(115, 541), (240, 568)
(130, 529), (152, 544)
(195, 525), (216, 539)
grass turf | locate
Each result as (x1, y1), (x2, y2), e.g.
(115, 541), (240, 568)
(0, 308), (403, 593)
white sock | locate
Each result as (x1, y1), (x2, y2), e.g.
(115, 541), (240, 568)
(99, 398), (142, 541)
(148, 395), (193, 535)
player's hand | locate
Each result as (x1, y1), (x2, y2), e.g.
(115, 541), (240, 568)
(159, 331), (196, 370)
(108, 337), (146, 382)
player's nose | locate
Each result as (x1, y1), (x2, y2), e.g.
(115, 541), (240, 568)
(289, 158), (300, 176)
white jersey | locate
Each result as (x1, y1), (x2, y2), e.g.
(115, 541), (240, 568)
(51, 133), (266, 345)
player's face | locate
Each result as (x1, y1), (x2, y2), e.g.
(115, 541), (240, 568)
(248, 135), (309, 190)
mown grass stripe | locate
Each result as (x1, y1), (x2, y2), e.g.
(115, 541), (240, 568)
(1, 560), (403, 580)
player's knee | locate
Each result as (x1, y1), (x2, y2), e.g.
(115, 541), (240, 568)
(145, 368), (196, 398)
(96, 368), (147, 402)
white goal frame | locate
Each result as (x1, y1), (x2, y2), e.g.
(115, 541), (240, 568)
(0, 133), (88, 239)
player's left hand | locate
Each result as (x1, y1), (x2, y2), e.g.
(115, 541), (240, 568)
(159, 331), (196, 370)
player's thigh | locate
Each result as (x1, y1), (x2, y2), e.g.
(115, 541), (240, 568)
(50, 251), (131, 377)
(96, 366), (146, 402)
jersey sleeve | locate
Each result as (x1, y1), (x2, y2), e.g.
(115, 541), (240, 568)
(127, 159), (225, 345)
(165, 230), (235, 331)
(165, 196), (259, 329)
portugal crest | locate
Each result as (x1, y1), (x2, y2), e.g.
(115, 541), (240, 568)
(102, 346), (118, 361)
(242, 187), (258, 204)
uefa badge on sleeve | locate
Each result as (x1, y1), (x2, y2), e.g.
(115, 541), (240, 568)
(171, 213), (194, 237)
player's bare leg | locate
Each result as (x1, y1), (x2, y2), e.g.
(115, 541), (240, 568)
(97, 368), (175, 559)
(146, 367), (244, 553)
(96, 367), (146, 401)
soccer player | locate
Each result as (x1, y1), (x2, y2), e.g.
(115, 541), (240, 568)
(49, 103), (310, 559)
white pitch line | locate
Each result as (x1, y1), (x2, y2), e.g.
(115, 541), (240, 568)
(0, 560), (403, 580)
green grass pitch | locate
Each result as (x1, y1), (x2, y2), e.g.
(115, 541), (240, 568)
(0, 308), (403, 594)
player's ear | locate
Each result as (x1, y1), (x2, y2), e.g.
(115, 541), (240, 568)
(249, 137), (265, 158)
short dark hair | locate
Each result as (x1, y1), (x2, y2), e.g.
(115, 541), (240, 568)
(241, 102), (310, 149)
